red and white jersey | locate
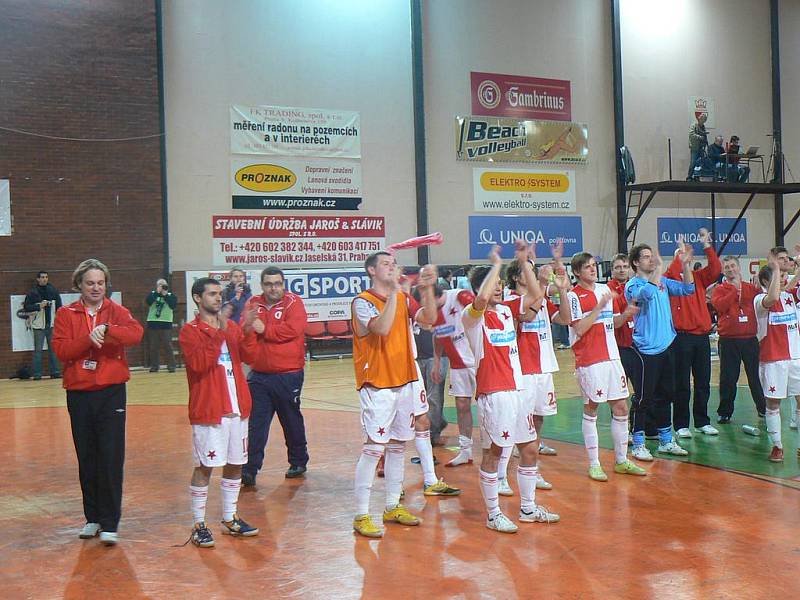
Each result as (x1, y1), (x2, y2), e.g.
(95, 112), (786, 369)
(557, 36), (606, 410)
(567, 283), (619, 368)
(462, 297), (524, 395)
(432, 289), (476, 369)
(508, 293), (559, 375)
(754, 291), (800, 362)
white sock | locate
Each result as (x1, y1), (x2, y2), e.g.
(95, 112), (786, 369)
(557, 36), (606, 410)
(220, 478), (241, 521)
(582, 414), (600, 467)
(458, 434), (473, 454)
(355, 444), (384, 515)
(190, 485), (208, 525)
(611, 415), (629, 464)
(384, 442), (405, 509)
(517, 464), (538, 511)
(479, 469), (501, 518)
(765, 408), (782, 448)
(415, 429), (437, 487)
(497, 445), (512, 480)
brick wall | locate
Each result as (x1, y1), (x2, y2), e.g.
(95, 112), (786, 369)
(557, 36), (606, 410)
(0, 1), (164, 376)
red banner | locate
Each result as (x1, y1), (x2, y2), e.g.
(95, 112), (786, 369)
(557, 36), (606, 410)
(471, 71), (571, 121)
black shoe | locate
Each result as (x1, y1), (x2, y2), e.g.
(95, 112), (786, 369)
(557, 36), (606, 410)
(717, 415), (732, 424)
(149, 368), (158, 373)
(757, 411), (766, 419)
(241, 472), (256, 488)
(33, 376), (42, 381)
(51, 373), (61, 379)
(168, 368), (176, 373)
(285, 465), (307, 479)
(410, 456), (441, 466)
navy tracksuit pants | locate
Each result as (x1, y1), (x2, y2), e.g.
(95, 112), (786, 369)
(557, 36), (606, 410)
(244, 369), (309, 476)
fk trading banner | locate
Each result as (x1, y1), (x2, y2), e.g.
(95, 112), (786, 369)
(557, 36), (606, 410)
(471, 72), (571, 121)
(231, 157), (362, 210)
(212, 215), (385, 267)
(456, 116), (588, 164)
(473, 167), (576, 212)
(230, 105), (361, 158)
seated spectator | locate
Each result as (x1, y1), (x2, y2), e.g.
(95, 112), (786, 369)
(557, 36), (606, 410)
(725, 135), (750, 183)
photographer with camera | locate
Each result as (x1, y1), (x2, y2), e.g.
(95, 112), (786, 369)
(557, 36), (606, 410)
(23, 270), (63, 380)
(221, 267), (252, 324)
(145, 278), (178, 372)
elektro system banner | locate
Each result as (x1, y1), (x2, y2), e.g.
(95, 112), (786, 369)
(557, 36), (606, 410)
(184, 269), (370, 323)
(212, 215), (385, 267)
(471, 71), (571, 121)
(456, 116), (588, 164)
(230, 105), (361, 158)
(230, 157), (362, 210)
(468, 215), (583, 259)
(473, 167), (576, 212)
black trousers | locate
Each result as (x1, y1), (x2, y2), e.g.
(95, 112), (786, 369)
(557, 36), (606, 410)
(147, 327), (175, 371)
(629, 343), (676, 434)
(718, 336), (766, 417)
(619, 346), (638, 393)
(244, 369), (309, 476)
(672, 332), (712, 430)
(67, 384), (126, 532)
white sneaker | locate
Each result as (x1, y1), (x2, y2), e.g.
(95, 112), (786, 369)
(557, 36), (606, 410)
(657, 441), (689, 456)
(535, 474), (553, 490)
(676, 428), (693, 439)
(695, 424), (719, 436)
(519, 505), (560, 523)
(538, 443), (557, 456)
(99, 531), (118, 546)
(486, 512), (518, 533)
(498, 477), (514, 496)
(79, 523), (101, 539)
(631, 445), (654, 462)
(445, 450), (473, 467)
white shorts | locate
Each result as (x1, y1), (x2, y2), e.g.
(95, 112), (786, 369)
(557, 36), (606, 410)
(575, 359), (628, 404)
(449, 367), (477, 398)
(521, 373), (557, 416)
(477, 390), (537, 449)
(759, 359), (800, 399)
(192, 415), (248, 468)
(360, 383), (417, 443)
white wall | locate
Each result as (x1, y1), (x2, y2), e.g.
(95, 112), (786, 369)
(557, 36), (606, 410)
(781, 0), (800, 250)
(163, 0), (417, 271)
(423, 0), (618, 264)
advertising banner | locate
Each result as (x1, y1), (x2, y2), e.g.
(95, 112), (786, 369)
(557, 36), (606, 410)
(456, 116), (588, 164)
(473, 167), (576, 212)
(0, 180), (9, 236)
(231, 157), (362, 210)
(471, 71), (571, 121)
(212, 215), (385, 267)
(657, 217), (747, 256)
(10, 293), (122, 352)
(468, 215), (583, 259)
(688, 96), (716, 128)
(230, 105), (360, 158)
(184, 269), (370, 323)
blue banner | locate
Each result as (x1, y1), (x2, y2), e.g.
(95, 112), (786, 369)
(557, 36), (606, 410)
(468, 215), (583, 259)
(285, 269), (371, 300)
(657, 217), (747, 256)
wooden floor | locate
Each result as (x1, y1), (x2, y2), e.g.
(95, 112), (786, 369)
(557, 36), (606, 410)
(1, 355), (798, 600)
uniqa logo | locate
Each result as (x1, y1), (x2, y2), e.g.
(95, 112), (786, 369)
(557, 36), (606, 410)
(477, 79), (501, 109)
(235, 164), (296, 192)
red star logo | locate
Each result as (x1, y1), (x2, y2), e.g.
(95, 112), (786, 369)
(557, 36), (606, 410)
(769, 386), (776, 393)
(501, 431), (510, 440)
(449, 307), (458, 316)
(377, 427), (386, 435)
(502, 312), (511, 321)
(786, 297), (793, 306)
(207, 450), (216, 459)
(596, 389), (604, 397)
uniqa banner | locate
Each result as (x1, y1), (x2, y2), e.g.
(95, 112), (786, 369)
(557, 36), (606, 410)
(657, 217), (747, 256)
(473, 167), (576, 212)
(231, 157), (362, 210)
(468, 215), (583, 259)
(455, 116), (588, 164)
(211, 215), (385, 267)
(230, 105), (361, 158)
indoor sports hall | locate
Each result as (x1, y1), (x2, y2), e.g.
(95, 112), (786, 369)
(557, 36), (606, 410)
(2, 1), (799, 599)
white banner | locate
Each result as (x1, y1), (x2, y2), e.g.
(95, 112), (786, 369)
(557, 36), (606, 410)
(0, 179), (10, 236)
(9, 293), (123, 352)
(185, 269), (370, 323)
(473, 167), (576, 212)
(212, 215), (385, 267)
(230, 104), (360, 158)
(230, 157), (362, 210)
